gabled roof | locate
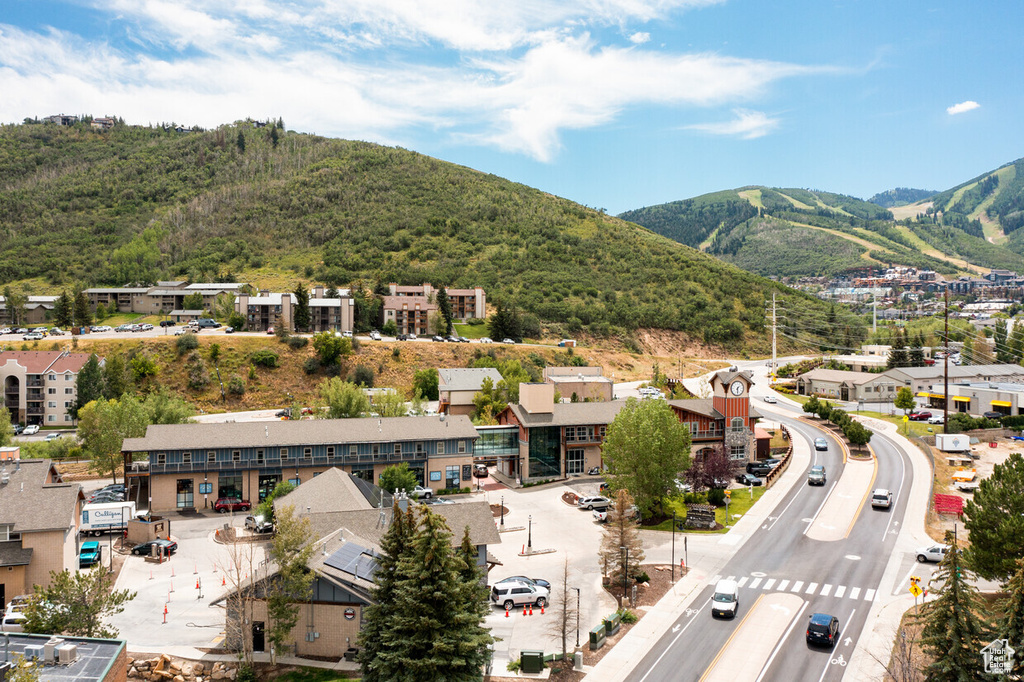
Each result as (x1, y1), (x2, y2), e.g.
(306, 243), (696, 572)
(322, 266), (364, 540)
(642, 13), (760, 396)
(0, 541), (32, 567)
(0, 351), (93, 375)
(274, 467), (377, 515)
(0, 459), (80, 533)
(122, 414), (480, 452)
(438, 367), (504, 392)
(667, 399), (723, 419)
(508, 401), (626, 428)
(797, 368), (878, 385)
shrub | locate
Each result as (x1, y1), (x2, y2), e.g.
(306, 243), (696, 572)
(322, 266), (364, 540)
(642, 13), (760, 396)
(236, 664), (256, 682)
(227, 376), (245, 396)
(175, 333), (199, 355)
(247, 364), (257, 380)
(382, 320), (398, 336)
(186, 351), (210, 390)
(468, 317), (485, 326)
(634, 572), (650, 584)
(250, 349), (279, 368)
(392, 346), (400, 359)
(302, 357), (321, 375)
(706, 488), (726, 506)
(619, 609), (639, 624)
(287, 336), (308, 350)
(350, 365), (374, 387)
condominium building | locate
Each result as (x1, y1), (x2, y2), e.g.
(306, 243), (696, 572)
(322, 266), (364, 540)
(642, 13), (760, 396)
(1, 351), (97, 427)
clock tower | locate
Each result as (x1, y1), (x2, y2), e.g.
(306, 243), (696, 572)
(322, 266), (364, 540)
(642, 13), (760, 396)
(712, 370), (752, 430)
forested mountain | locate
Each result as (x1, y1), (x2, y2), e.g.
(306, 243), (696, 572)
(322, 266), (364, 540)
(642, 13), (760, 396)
(868, 188), (936, 208)
(0, 120), (852, 351)
(621, 166), (1024, 278)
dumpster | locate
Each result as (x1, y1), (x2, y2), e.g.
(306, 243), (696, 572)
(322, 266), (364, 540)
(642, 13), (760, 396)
(520, 650), (544, 674)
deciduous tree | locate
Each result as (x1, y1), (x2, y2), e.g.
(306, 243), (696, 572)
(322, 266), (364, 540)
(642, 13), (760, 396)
(77, 395), (149, 483)
(894, 386), (916, 416)
(23, 568), (136, 638)
(0, 406), (14, 447)
(546, 556), (579, 661)
(319, 378), (370, 418)
(379, 463), (418, 495)
(599, 489), (645, 609)
(373, 390), (408, 418)
(603, 398), (691, 519)
(413, 368), (439, 401)
(265, 505), (314, 663)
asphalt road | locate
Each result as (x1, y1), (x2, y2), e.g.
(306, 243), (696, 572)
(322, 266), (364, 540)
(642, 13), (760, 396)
(626, 404), (915, 682)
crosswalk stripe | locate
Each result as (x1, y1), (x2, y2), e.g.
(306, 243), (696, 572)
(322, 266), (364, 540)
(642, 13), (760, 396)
(727, 576), (736, 582)
(791, 581), (804, 593)
(835, 585), (846, 598)
(711, 575), (721, 583)
(737, 577), (748, 587)
(777, 580), (790, 591)
(806, 582), (818, 594)
(864, 589), (876, 601)
(763, 578), (776, 590)
(849, 587), (860, 600)
(749, 578), (762, 589)
(820, 584), (833, 597)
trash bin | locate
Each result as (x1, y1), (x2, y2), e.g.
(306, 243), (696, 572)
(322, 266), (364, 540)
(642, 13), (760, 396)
(589, 624), (606, 650)
(520, 650), (544, 674)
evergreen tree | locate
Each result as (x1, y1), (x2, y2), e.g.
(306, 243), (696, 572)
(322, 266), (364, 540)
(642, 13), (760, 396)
(964, 452), (1024, 581)
(325, 285), (339, 299)
(1000, 558), (1024, 678)
(269, 126), (279, 148)
(435, 285), (453, 336)
(909, 346), (926, 367)
(73, 291), (92, 326)
(358, 503), (414, 681)
(994, 319), (1010, 363)
(918, 535), (988, 681)
(71, 354), (105, 420)
(292, 284), (311, 332)
(487, 300), (522, 342)
(1007, 323), (1024, 365)
(54, 290), (73, 328)
(381, 508), (493, 681)
(103, 354), (131, 400)
(236, 130), (246, 153)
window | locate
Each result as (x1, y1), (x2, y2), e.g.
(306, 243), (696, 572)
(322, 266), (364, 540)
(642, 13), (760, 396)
(327, 446), (335, 459)
(372, 444), (379, 456)
(394, 444), (401, 455)
(156, 453), (166, 465)
(65, 375), (72, 381)
(304, 447), (312, 460)
(730, 417), (744, 429)
(436, 441), (445, 454)
(182, 452), (192, 465)
(567, 448), (585, 474)
(48, 401), (56, 408)
(729, 445), (746, 460)
(416, 442), (424, 455)
(65, 388), (73, 394)
(208, 451), (216, 463)
(48, 374), (56, 381)
(64, 415), (71, 422)
(255, 449), (265, 465)
(458, 440), (466, 454)
(445, 465), (460, 489)
(47, 388), (56, 395)
(47, 415), (55, 422)
(597, 426), (606, 438)
(280, 448), (289, 461)
(349, 445), (357, 456)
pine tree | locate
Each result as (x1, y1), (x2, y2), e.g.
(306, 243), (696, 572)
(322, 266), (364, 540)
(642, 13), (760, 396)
(54, 290), (73, 328)
(71, 354), (105, 420)
(1000, 558), (1024, 678)
(918, 535), (988, 681)
(292, 284), (310, 332)
(73, 291), (92, 326)
(379, 508), (493, 681)
(435, 286), (453, 336)
(994, 319), (1009, 363)
(1007, 323), (1024, 365)
(236, 130), (246, 153)
(358, 503), (414, 682)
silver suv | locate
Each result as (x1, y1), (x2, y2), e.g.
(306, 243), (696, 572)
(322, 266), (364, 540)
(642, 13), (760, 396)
(490, 581), (549, 610)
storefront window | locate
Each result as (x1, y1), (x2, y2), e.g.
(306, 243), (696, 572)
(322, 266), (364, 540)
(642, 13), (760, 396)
(445, 465), (460, 490)
(567, 448), (585, 474)
(219, 475), (242, 500)
(258, 474), (280, 501)
(528, 426), (561, 478)
(176, 479), (194, 509)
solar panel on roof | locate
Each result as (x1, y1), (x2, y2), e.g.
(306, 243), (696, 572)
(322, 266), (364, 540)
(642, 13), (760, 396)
(325, 542), (379, 581)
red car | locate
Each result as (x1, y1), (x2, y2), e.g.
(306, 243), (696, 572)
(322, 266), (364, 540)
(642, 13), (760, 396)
(214, 497), (252, 513)
(908, 411), (932, 421)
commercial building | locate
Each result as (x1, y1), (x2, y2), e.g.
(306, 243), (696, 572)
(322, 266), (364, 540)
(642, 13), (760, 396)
(919, 381), (1024, 416)
(543, 366), (614, 403)
(438, 367), (504, 416)
(120, 415), (479, 513)
(795, 364), (1024, 405)
(1, 351), (96, 427)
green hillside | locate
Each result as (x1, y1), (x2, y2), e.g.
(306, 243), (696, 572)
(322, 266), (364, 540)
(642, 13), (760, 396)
(621, 177), (1024, 278)
(0, 120), (852, 350)
(868, 188), (936, 208)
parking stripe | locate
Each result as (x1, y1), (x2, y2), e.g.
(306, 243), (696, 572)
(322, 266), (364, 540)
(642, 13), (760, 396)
(849, 587), (860, 600)
(864, 589), (876, 601)
(777, 580), (790, 591)
(805, 582), (818, 595)
(749, 578), (762, 589)
(834, 585), (846, 598)
(791, 581), (804, 593)
(763, 579), (776, 590)
(820, 584), (832, 597)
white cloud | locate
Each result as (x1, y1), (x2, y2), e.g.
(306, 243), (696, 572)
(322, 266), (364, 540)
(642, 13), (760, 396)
(630, 32), (651, 44)
(946, 100), (980, 115)
(686, 109), (779, 139)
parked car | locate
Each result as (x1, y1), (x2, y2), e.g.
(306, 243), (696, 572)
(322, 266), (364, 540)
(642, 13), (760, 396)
(908, 411), (932, 421)
(806, 612), (840, 647)
(577, 495), (611, 510)
(473, 464), (489, 478)
(396, 333), (408, 341)
(489, 581), (548, 610)
(410, 485), (433, 499)
(173, 328), (188, 336)
(432, 335), (445, 342)
(44, 433), (61, 442)
(369, 330), (381, 340)
(131, 539), (177, 556)
(225, 327), (235, 333)
(266, 326), (275, 334)
(814, 437), (828, 451)
(22, 332), (44, 341)
(0, 328), (11, 335)
(735, 473), (763, 486)
(927, 415), (944, 424)
(48, 327), (64, 336)
(159, 320), (176, 327)
(982, 411), (1004, 420)
(746, 462), (771, 476)
(79, 541), (101, 568)
(244, 515), (275, 533)
(115, 325), (131, 332)
(407, 333), (417, 340)
(447, 335), (460, 343)
(214, 497), (251, 513)
(0, 612), (26, 633)
(593, 503), (638, 522)
(22, 425), (39, 435)
(93, 325), (112, 332)
(870, 488), (893, 509)
(12, 425), (24, 435)
(480, 337), (493, 343)
(495, 575), (551, 589)
(196, 318), (221, 328)
(807, 465), (826, 486)
(916, 544), (949, 563)
(502, 338), (516, 344)
(763, 395), (777, 403)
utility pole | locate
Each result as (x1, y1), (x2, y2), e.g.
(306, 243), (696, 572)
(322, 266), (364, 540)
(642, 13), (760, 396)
(872, 290), (877, 334)
(771, 292), (777, 378)
(944, 288), (949, 431)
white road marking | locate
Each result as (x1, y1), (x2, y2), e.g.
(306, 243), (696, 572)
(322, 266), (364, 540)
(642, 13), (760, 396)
(864, 589), (876, 601)
(636, 596), (713, 682)
(820, 584), (833, 597)
(763, 578), (776, 590)
(849, 587), (860, 600)
(749, 577), (762, 589)
(777, 580), (790, 591)
(806, 582), (818, 594)
(834, 585), (846, 598)
(755, 600), (810, 682)
(791, 581), (804, 593)
(765, 481), (809, 531)
(711, 574), (721, 583)
(881, 439), (907, 543)
(804, 481), (839, 536)
(737, 576), (748, 587)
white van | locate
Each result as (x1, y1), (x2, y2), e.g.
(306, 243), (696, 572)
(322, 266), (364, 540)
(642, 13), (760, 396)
(711, 579), (739, 618)
(1, 612), (26, 632)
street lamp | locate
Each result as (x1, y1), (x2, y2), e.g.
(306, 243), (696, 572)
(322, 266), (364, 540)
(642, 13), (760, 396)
(671, 512), (676, 582)
(573, 587), (581, 649)
(500, 495), (505, 529)
(527, 515), (532, 551)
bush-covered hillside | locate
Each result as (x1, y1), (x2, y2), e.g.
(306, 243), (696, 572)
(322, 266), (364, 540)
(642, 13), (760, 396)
(868, 188), (936, 208)
(0, 120), (854, 350)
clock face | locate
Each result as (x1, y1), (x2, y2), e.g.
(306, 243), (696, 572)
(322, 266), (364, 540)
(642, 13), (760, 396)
(730, 381), (744, 396)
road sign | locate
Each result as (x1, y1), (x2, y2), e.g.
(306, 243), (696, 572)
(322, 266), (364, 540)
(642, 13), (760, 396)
(909, 584), (922, 597)
(902, 415), (909, 422)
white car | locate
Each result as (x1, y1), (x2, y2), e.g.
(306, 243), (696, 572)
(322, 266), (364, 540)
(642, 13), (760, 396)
(480, 337), (493, 343)
(502, 338), (516, 344)
(410, 485), (433, 499)
(0, 328), (11, 335)
(916, 544), (950, 563)
(927, 415), (944, 424)
(22, 332), (44, 341)
(407, 333), (417, 340)
(763, 395), (777, 404)
(870, 488), (893, 509)
(22, 425), (40, 435)
(369, 331), (381, 340)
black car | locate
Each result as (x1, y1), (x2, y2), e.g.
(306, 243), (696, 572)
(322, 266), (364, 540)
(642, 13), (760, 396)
(396, 333), (408, 341)
(806, 612), (839, 647)
(735, 473), (763, 486)
(225, 327), (235, 333)
(432, 335), (445, 342)
(982, 411), (1003, 420)
(159, 320), (176, 327)
(131, 539), (178, 556)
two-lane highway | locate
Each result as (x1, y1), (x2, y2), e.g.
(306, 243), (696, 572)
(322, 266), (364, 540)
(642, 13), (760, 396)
(627, 408), (914, 681)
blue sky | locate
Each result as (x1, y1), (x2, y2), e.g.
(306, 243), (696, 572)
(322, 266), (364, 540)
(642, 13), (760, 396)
(1, 1), (1022, 214)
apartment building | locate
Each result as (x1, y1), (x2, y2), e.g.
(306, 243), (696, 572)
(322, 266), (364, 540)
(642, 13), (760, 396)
(1, 351), (96, 427)
(84, 281), (246, 315)
(0, 296), (59, 326)
(235, 286), (353, 333)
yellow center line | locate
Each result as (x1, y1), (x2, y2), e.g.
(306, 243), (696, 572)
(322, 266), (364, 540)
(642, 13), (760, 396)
(698, 593), (766, 682)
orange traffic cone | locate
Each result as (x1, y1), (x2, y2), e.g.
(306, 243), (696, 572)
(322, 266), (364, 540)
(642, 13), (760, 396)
(505, 607), (510, 618)
(196, 579), (200, 590)
(221, 576), (226, 586)
(523, 604), (527, 616)
(529, 605), (533, 616)
(541, 605), (545, 615)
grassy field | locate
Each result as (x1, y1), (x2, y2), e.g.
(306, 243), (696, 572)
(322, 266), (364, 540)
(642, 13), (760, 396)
(451, 322), (492, 340)
(647, 486), (767, 533)
(853, 410), (945, 437)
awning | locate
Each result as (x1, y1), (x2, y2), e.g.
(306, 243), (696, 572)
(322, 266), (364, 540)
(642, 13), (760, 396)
(916, 391), (930, 397)
(991, 400), (1012, 407)
(952, 396), (971, 403)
